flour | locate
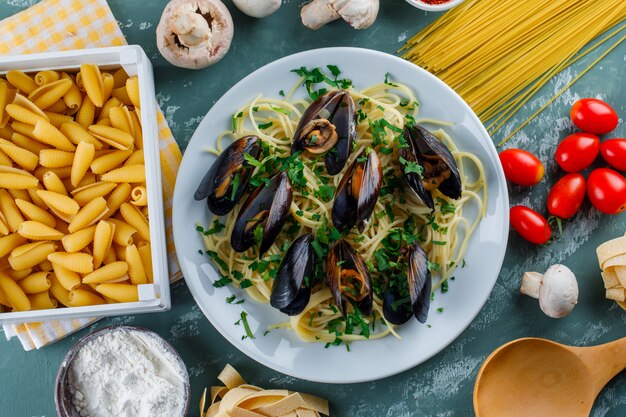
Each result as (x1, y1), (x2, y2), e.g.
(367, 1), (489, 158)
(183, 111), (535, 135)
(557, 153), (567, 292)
(68, 329), (187, 417)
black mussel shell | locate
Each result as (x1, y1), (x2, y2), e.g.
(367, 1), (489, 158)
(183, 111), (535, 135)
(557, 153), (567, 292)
(382, 242), (431, 325)
(195, 135), (262, 216)
(231, 171), (293, 256)
(292, 91), (356, 175)
(327, 239), (373, 316)
(270, 234), (314, 316)
(332, 149), (382, 233)
(399, 125), (462, 209)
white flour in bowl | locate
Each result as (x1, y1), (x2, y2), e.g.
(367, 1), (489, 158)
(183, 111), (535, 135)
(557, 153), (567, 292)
(68, 328), (187, 417)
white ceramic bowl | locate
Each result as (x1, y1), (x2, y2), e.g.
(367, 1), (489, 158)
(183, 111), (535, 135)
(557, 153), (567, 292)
(405, 0), (465, 12)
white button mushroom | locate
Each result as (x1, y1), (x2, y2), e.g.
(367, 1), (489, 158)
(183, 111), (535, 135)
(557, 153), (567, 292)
(156, 0), (234, 70)
(301, 0), (379, 30)
(233, 0), (281, 18)
(520, 264), (579, 318)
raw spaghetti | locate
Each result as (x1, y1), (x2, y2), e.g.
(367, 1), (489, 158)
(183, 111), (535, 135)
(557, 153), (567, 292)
(197, 69), (487, 345)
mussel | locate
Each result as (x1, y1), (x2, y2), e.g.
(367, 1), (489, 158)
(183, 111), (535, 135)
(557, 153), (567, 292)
(231, 171), (293, 256)
(291, 91), (356, 175)
(270, 234), (314, 316)
(327, 239), (373, 316)
(332, 148), (382, 233)
(399, 125), (462, 209)
(195, 135), (262, 216)
(382, 242), (431, 325)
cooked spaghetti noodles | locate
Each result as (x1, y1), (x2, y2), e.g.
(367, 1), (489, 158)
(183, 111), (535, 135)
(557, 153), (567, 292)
(197, 70), (486, 345)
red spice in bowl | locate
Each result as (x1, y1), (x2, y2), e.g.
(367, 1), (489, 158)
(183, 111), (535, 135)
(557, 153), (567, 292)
(421, 0), (451, 4)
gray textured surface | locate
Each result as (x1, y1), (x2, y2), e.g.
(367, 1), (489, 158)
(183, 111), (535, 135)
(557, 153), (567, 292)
(0, 1), (625, 416)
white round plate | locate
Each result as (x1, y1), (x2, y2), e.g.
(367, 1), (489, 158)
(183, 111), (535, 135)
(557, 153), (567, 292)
(173, 47), (509, 383)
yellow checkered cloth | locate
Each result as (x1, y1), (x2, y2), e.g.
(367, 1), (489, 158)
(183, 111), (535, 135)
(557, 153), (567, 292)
(1, 0), (183, 350)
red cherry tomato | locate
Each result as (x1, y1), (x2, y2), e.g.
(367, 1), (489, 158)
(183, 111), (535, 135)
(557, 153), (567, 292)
(510, 206), (551, 245)
(587, 168), (626, 215)
(547, 173), (586, 219)
(554, 132), (600, 173)
(600, 138), (626, 171)
(499, 149), (544, 186)
(570, 98), (619, 135)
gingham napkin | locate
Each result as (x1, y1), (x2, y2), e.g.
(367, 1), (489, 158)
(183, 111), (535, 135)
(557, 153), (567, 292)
(1, 0), (183, 350)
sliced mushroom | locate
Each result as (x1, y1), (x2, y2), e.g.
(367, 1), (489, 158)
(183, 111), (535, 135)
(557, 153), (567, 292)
(233, 0), (281, 18)
(157, 0), (234, 69)
(301, 0), (379, 30)
(520, 265), (578, 318)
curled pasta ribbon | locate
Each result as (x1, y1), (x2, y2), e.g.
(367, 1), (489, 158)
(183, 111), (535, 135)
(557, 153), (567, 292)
(200, 365), (329, 417)
(35, 70), (60, 86)
(88, 124), (134, 150)
(130, 186), (148, 206)
(6, 70), (37, 95)
(28, 79), (72, 110)
(9, 241), (57, 271)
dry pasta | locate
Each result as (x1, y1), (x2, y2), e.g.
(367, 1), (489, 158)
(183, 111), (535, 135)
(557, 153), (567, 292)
(0, 64), (153, 313)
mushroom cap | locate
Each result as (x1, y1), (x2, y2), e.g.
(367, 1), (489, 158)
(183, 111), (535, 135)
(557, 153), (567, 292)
(233, 0), (281, 18)
(330, 0), (380, 30)
(156, 0), (234, 70)
(539, 264), (578, 318)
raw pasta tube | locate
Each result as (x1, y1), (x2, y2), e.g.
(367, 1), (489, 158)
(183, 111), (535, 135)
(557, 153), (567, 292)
(72, 182), (117, 207)
(35, 70), (60, 85)
(93, 220), (115, 269)
(61, 72), (82, 114)
(7, 268), (32, 280)
(0, 143), (38, 171)
(38, 259), (53, 271)
(102, 73), (115, 104)
(129, 110), (143, 149)
(4, 103), (47, 125)
(71, 141), (95, 186)
(0, 171), (39, 190)
(109, 106), (134, 136)
(43, 111), (73, 128)
(28, 79), (72, 110)
(101, 164), (145, 183)
(107, 218), (137, 246)
(80, 64), (104, 107)
(12, 132), (48, 154)
(28, 291), (58, 310)
(112, 68), (129, 89)
(37, 190), (79, 216)
(67, 197), (108, 233)
(17, 221), (64, 241)
(32, 120), (75, 151)
(131, 186), (148, 206)
(68, 288), (105, 306)
(60, 121), (102, 149)
(0, 233), (26, 257)
(0, 189), (24, 232)
(0, 212), (8, 235)
(126, 244), (147, 285)
(88, 125), (134, 150)
(52, 263), (81, 291)
(6, 70), (37, 94)
(46, 99), (67, 114)
(15, 198), (57, 227)
(62, 225), (96, 253)
(49, 272), (71, 307)
(34, 165), (71, 181)
(90, 149), (132, 174)
(39, 149), (74, 168)
(126, 77), (140, 108)
(97, 97), (122, 122)
(7, 188), (29, 202)
(96, 283), (138, 303)
(47, 252), (94, 274)
(82, 261), (128, 284)
(8, 242), (57, 270)
(137, 241), (153, 283)
(124, 149), (144, 166)
(120, 203), (150, 242)
(103, 183), (131, 218)
(103, 246), (117, 265)
(76, 96), (95, 128)
(111, 86), (132, 106)
(0, 273), (30, 311)
(42, 171), (68, 195)
(18, 271), (51, 294)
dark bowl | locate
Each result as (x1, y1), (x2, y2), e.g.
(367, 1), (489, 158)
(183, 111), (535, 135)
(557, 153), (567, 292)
(54, 325), (190, 417)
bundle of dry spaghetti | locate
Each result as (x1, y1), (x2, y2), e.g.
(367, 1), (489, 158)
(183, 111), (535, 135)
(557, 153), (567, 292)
(401, 0), (626, 140)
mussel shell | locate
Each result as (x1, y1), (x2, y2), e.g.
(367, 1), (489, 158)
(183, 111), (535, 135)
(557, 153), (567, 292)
(332, 149), (382, 233)
(327, 239), (373, 316)
(292, 91), (356, 175)
(270, 234), (313, 316)
(382, 242), (431, 325)
(231, 171), (293, 256)
(194, 135), (261, 216)
(400, 125), (462, 209)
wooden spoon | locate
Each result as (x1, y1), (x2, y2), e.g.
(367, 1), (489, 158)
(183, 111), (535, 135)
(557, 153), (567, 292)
(474, 337), (626, 417)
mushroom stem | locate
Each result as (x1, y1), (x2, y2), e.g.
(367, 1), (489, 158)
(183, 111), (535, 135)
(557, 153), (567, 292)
(173, 12), (211, 47)
(520, 271), (543, 299)
(301, 0), (340, 30)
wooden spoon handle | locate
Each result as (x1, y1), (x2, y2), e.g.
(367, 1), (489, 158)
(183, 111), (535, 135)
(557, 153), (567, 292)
(571, 337), (626, 394)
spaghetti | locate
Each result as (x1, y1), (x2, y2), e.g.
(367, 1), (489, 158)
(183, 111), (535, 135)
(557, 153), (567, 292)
(198, 70), (486, 345)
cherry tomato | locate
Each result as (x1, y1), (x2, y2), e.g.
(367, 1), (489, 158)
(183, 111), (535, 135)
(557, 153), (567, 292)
(555, 132), (599, 172)
(499, 149), (544, 186)
(587, 168), (626, 214)
(600, 138), (626, 171)
(570, 98), (619, 135)
(510, 206), (551, 245)
(547, 173), (586, 219)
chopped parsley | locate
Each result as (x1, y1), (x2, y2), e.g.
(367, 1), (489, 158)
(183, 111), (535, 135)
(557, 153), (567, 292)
(291, 66), (353, 100)
(213, 275), (232, 288)
(258, 121), (273, 130)
(314, 184), (335, 202)
(437, 197), (456, 215)
(196, 219), (225, 236)
(253, 224), (264, 245)
(235, 311), (255, 340)
(240, 279), (253, 289)
(229, 172), (241, 201)
(399, 156), (423, 176)
(384, 72), (398, 87)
